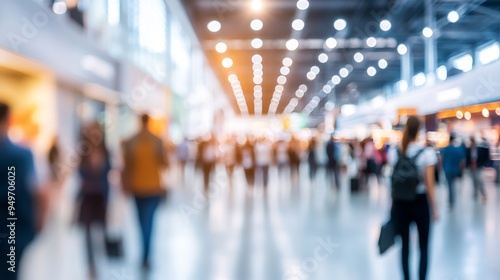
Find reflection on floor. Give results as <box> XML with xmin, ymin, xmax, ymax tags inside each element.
<box><xmin>22</xmin><ymin>165</ymin><xmax>500</xmax><ymax>280</ymax></box>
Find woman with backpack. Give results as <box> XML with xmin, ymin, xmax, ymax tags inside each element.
<box><xmin>389</xmin><ymin>116</ymin><xmax>439</xmax><ymax>280</ymax></box>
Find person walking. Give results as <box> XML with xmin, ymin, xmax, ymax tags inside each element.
<box><xmin>389</xmin><ymin>116</ymin><xmax>439</xmax><ymax>280</ymax></box>
<box><xmin>255</xmin><ymin>136</ymin><xmax>273</xmax><ymax>189</ymax></box>
<box><xmin>326</xmin><ymin>135</ymin><xmax>341</xmax><ymax>189</ymax></box>
<box><xmin>77</xmin><ymin>121</ymin><xmax>112</xmax><ymax>279</ymax></box>
<box><xmin>466</xmin><ymin>136</ymin><xmax>490</xmax><ymax>203</ymax></box>
<box><xmin>0</xmin><ymin>103</ymin><xmax>38</xmax><ymax>280</ymax></box>
<box><xmin>440</xmin><ymin>134</ymin><xmax>466</xmax><ymax>209</ymax></box>
<box><xmin>197</xmin><ymin>135</ymin><xmax>217</xmax><ymax>192</ymax></box>
<box><xmin>307</xmin><ymin>137</ymin><xmax>318</xmax><ymax>183</ymax></box>
<box><xmin>122</xmin><ymin>114</ymin><xmax>168</xmax><ymax>271</ymax></box>
<box><xmin>239</xmin><ymin>137</ymin><xmax>256</xmax><ymax>189</ymax></box>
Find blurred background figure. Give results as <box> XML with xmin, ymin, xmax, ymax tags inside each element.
<box><xmin>239</xmin><ymin>136</ymin><xmax>255</xmax><ymax>189</ymax></box>
<box><xmin>76</xmin><ymin>121</ymin><xmax>111</xmax><ymax>280</ymax></box>
<box><xmin>0</xmin><ymin>102</ymin><xmax>38</xmax><ymax>280</ymax></box>
<box><xmin>176</xmin><ymin>137</ymin><xmax>190</xmax><ymax>186</ymax></box>
<box><xmin>288</xmin><ymin>136</ymin><xmax>302</xmax><ymax>187</ymax></box>
<box><xmin>255</xmin><ymin>136</ymin><xmax>272</xmax><ymax>190</ymax></box>
<box><xmin>197</xmin><ymin>134</ymin><xmax>217</xmax><ymax>192</ymax></box>
<box><xmin>274</xmin><ymin>138</ymin><xmax>289</xmax><ymax>185</ymax></box>
<box><xmin>466</xmin><ymin>136</ymin><xmax>490</xmax><ymax>203</ymax></box>
<box><xmin>326</xmin><ymin>135</ymin><xmax>341</xmax><ymax>189</ymax></box>
<box><xmin>307</xmin><ymin>137</ymin><xmax>318</xmax><ymax>184</ymax></box>
<box><xmin>122</xmin><ymin>114</ymin><xmax>168</xmax><ymax>272</ymax></box>
<box><xmin>361</xmin><ymin>137</ymin><xmax>380</xmax><ymax>189</ymax></box>
<box><xmin>440</xmin><ymin>134</ymin><xmax>466</xmax><ymax>209</ymax></box>
<box><xmin>222</xmin><ymin>135</ymin><xmax>237</xmax><ymax>187</ymax></box>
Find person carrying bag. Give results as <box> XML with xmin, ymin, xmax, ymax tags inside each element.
<box><xmin>379</xmin><ymin>116</ymin><xmax>439</xmax><ymax>280</ymax></box>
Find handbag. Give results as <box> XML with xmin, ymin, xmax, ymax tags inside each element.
<box><xmin>378</xmin><ymin>218</ymin><xmax>397</xmax><ymax>254</ymax></box>
<box><xmin>105</xmin><ymin>236</ymin><xmax>123</xmax><ymax>258</ymax></box>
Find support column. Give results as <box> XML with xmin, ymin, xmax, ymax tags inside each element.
<box><xmin>425</xmin><ymin>0</ymin><xmax>438</xmax><ymax>83</ymax></box>
<box><xmin>401</xmin><ymin>44</ymin><xmax>413</xmax><ymax>91</ymax></box>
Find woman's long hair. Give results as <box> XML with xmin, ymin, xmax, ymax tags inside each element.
<box><xmin>401</xmin><ymin>116</ymin><xmax>421</xmax><ymax>153</ymax></box>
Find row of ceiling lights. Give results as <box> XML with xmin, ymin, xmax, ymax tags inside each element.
<box><xmin>268</xmin><ymin>0</ymin><xmax>305</xmax><ymax>114</ymax></box>
<box><xmin>208</xmin><ymin>0</ymin><xmax>464</xmax><ymax>115</ymax></box>
<box><xmin>228</xmin><ymin>74</ymin><xmax>248</xmax><ymax>114</ymax></box>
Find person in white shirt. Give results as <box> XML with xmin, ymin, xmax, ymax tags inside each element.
<box><xmin>255</xmin><ymin>136</ymin><xmax>273</xmax><ymax>189</ymax></box>
<box><xmin>388</xmin><ymin>116</ymin><xmax>439</xmax><ymax>280</ymax></box>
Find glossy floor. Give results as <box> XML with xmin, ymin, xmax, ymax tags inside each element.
<box><xmin>22</xmin><ymin>166</ymin><xmax>500</xmax><ymax>280</ymax></box>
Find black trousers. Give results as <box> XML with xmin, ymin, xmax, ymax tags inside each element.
<box><xmin>392</xmin><ymin>194</ymin><xmax>431</xmax><ymax>280</ymax></box>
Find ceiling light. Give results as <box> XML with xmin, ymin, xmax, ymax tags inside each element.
<box><xmin>254</xmin><ymin>85</ymin><xmax>262</xmax><ymax>91</ymax></box>
<box><xmin>251</xmin><ymin>38</ymin><xmax>263</xmax><ymax>49</ymax></box>
<box><xmin>367</xmin><ymin>66</ymin><xmax>377</xmax><ymax>76</ymax></box>
<box><xmin>354</xmin><ymin>52</ymin><xmax>364</xmax><ymax>63</ymax></box>
<box><xmin>297</xmin><ymin>0</ymin><xmax>309</xmax><ymax>10</ymax></box>
<box><xmin>323</xmin><ymin>85</ymin><xmax>332</xmax><ymax>93</ymax></box>
<box><xmin>252</xmin><ymin>63</ymin><xmax>263</xmax><ymax>70</ymax></box>
<box><xmin>299</xmin><ymin>84</ymin><xmax>307</xmax><ymax>92</ymax></box>
<box><xmin>482</xmin><ymin>108</ymin><xmax>490</xmax><ymax>118</ymax></box>
<box><xmin>280</xmin><ymin>66</ymin><xmax>290</xmax><ymax>75</ymax></box>
<box><xmin>318</xmin><ymin>53</ymin><xmax>328</xmax><ymax>63</ymax></box>
<box><xmin>378</xmin><ymin>59</ymin><xmax>388</xmax><ymax>69</ymax></box>
<box><xmin>464</xmin><ymin>111</ymin><xmax>471</xmax><ymax>120</ymax></box>
<box><xmin>286</xmin><ymin>39</ymin><xmax>299</xmax><ymax>51</ymax></box>
<box><xmin>437</xmin><ymin>65</ymin><xmax>447</xmax><ymax>80</ymax></box>
<box><xmin>456</xmin><ymin>110</ymin><xmax>463</xmax><ymax>119</ymax></box>
<box><xmin>251</xmin><ymin>0</ymin><xmax>262</xmax><ymax>11</ymax></box>
<box><xmin>295</xmin><ymin>90</ymin><xmax>304</xmax><ymax>98</ymax></box>
<box><xmin>253</xmin><ymin>76</ymin><xmax>263</xmax><ymax>84</ymax></box>
<box><xmin>413</xmin><ymin>72</ymin><xmax>426</xmax><ymax>86</ymax></box>
<box><xmin>331</xmin><ymin>75</ymin><xmax>341</xmax><ymax>85</ymax></box>
<box><xmin>339</xmin><ymin>67</ymin><xmax>349</xmax><ymax>78</ymax></box>
<box><xmin>292</xmin><ymin>19</ymin><xmax>305</xmax><ymax>31</ymax></box>
<box><xmin>334</xmin><ymin>19</ymin><xmax>347</xmax><ymax>31</ymax></box>
<box><xmin>307</xmin><ymin>72</ymin><xmax>316</xmax><ymax>80</ymax></box>
<box><xmin>254</xmin><ymin>69</ymin><xmax>263</xmax><ymax>76</ymax></box>
<box><xmin>252</xmin><ymin>54</ymin><xmax>262</xmax><ymax>63</ymax></box>
<box><xmin>254</xmin><ymin>91</ymin><xmax>262</xmax><ymax>98</ymax></box>
<box><xmin>215</xmin><ymin>42</ymin><xmax>227</xmax><ymax>53</ymax></box>
<box><xmin>345</xmin><ymin>64</ymin><xmax>353</xmax><ymax>72</ymax></box>
<box><xmin>366</xmin><ymin>37</ymin><xmax>377</xmax><ymax>47</ymax></box>
<box><xmin>325</xmin><ymin>37</ymin><xmax>337</xmax><ymax>49</ymax></box>
<box><xmin>282</xmin><ymin>57</ymin><xmax>293</xmax><ymax>67</ymax></box>
<box><xmin>311</xmin><ymin>66</ymin><xmax>320</xmax><ymax>75</ymax></box>
<box><xmin>380</xmin><ymin>20</ymin><xmax>391</xmax><ymax>31</ymax></box>
<box><xmin>207</xmin><ymin>20</ymin><xmax>221</xmax><ymax>32</ymax></box>
<box><xmin>275</xmin><ymin>85</ymin><xmax>284</xmax><ymax>92</ymax></box>
<box><xmin>422</xmin><ymin>27</ymin><xmax>433</xmax><ymax>38</ymax></box>
<box><xmin>228</xmin><ymin>74</ymin><xmax>238</xmax><ymax>83</ymax></box>
<box><xmin>250</xmin><ymin>19</ymin><xmax>263</xmax><ymax>31</ymax></box>
<box><xmin>222</xmin><ymin>57</ymin><xmax>233</xmax><ymax>68</ymax></box>
<box><xmin>277</xmin><ymin>75</ymin><xmax>287</xmax><ymax>85</ymax></box>
<box><xmin>52</xmin><ymin>1</ymin><xmax>67</xmax><ymax>14</ymax></box>
<box><xmin>496</xmin><ymin>107</ymin><xmax>500</xmax><ymax>115</ymax></box>
<box><xmin>447</xmin><ymin>11</ymin><xmax>460</xmax><ymax>23</ymax></box>
<box><xmin>397</xmin><ymin>44</ymin><xmax>408</xmax><ymax>55</ymax></box>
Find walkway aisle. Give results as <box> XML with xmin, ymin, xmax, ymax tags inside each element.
<box><xmin>21</xmin><ymin>167</ymin><xmax>500</xmax><ymax>280</ymax></box>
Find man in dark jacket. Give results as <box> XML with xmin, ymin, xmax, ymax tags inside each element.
<box><xmin>326</xmin><ymin>135</ymin><xmax>340</xmax><ymax>189</ymax></box>
<box><xmin>0</xmin><ymin>102</ymin><xmax>37</xmax><ymax>280</ymax></box>
<box><xmin>466</xmin><ymin>137</ymin><xmax>490</xmax><ymax>202</ymax></box>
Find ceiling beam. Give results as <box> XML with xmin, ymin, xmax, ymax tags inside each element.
<box><xmin>203</xmin><ymin>37</ymin><xmax>398</xmax><ymax>50</ymax></box>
